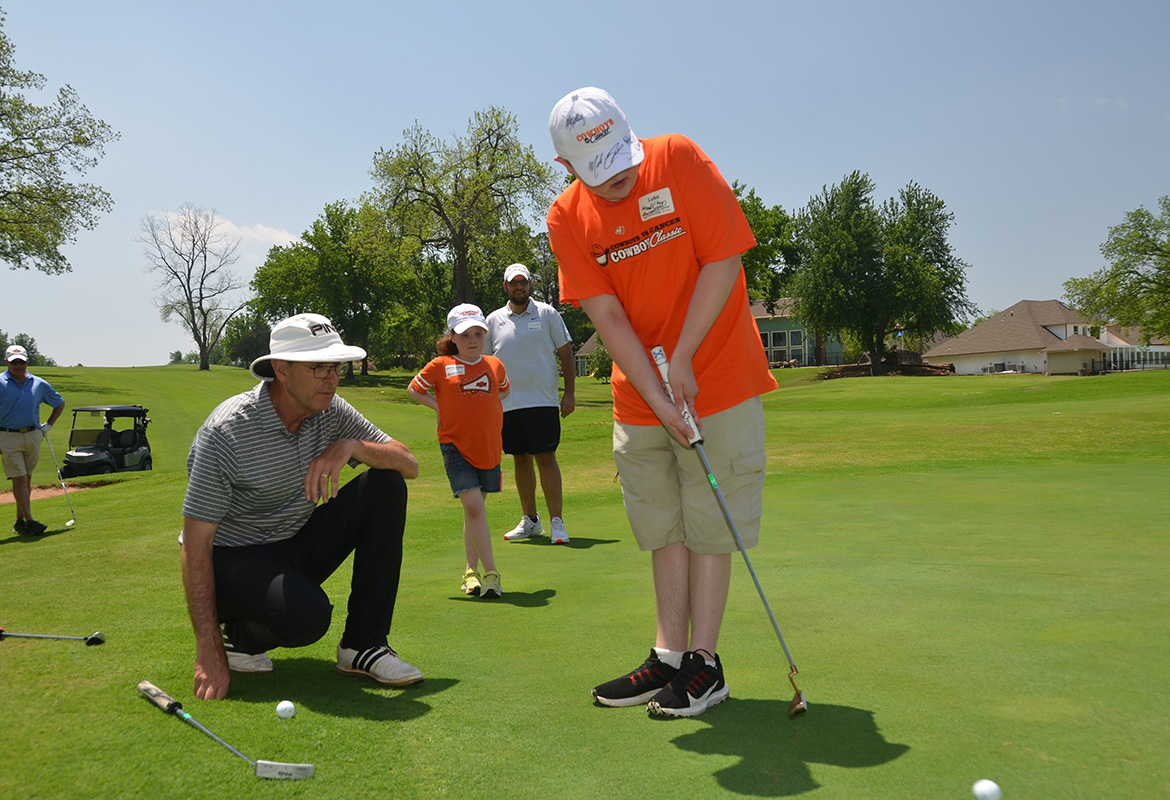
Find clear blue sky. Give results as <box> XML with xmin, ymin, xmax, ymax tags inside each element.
<box><xmin>4</xmin><ymin>0</ymin><xmax>1168</xmax><ymax>367</ymax></box>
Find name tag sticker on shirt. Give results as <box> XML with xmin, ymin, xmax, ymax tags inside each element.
<box><xmin>528</xmin><ymin>321</ymin><xmax>542</xmax><ymax>331</ymax></box>
<box><xmin>639</xmin><ymin>188</ymin><xmax>675</xmax><ymax>222</ymax></box>
<box><xmin>445</xmin><ymin>364</ymin><xmax>465</xmax><ymax>377</ymax></box>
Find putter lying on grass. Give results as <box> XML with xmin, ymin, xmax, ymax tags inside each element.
<box><xmin>137</xmin><ymin>681</ymin><xmax>314</xmax><ymax>779</ymax></box>
<box><xmin>650</xmin><ymin>345</ymin><xmax>807</xmax><ymax>716</ymax></box>
<box><xmin>0</xmin><ymin>627</ymin><xmax>104</xmax><ymax>645</ymax></box>
<box><xmin>44</xmin><ymin>435</ymin><xmax>77</xmax><ymax>527</ymax></box>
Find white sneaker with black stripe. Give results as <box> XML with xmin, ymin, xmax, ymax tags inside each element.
<box><xmin>337</xmin><ymin>644</ymin><xmax>423</xmax><ymax>686</ymax></box>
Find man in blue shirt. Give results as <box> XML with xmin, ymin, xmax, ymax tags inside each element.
<box><xmin>1</xmin><ymin>345</ymin><xmax>65</xmax><ymax>535</ymax></box>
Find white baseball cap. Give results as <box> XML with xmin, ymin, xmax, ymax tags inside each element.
<box><xmin>249</xmin><ymin>313</ymin><xmax>366</xmax><ymax>380</ymax></box>
<box><xmin>549</xmin><ymin>87</ymin><xmax>644</xmax><ymax>187</ymax></box>
<box><xmin>446</xmin><ymin>304</ymin><xmax>489</xmax><ymax>334</ymax></box>
<box><xmin>504</xmin><ymin>263</ymin><xmax>531</xmax><ymax>282</ymax></box>
<box><xmin>5</xmin><ymin>344</ymin><xmax>28</xmax><ymax>363</ymax></box>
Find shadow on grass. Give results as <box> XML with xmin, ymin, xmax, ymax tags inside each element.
<box><xmin>227</xmin><ymin>658</ymin><xmax>457</xmax><ymax>722</ymax></box>
<box><xmin>500</xmin><ymin>536</ymin><xmax>621</xmax><ymax>550</ymax></box>
<box><xmin>664</xmin><ymin>699</ymin><xmax>908</xmax><ymax>796</ymax></box>
<box><xmin>447</xmin><ymin>588</ymin><xmax>557</xmax><ymax>608</ymax></box>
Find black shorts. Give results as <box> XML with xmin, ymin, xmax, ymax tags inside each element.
<box><xmin>502</xmin><ymin>407</ymin><xmax>561</xmax><ymax>455</ymax></box>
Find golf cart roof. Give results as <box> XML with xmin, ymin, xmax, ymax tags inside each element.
<box><xmin>72</xmin><ymin>405</ymin><xmax>149</xmax><ymax>417</ymax></box>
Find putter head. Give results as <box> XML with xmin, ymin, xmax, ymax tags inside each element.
<box><xmin>787</xmin><ymin>666</ymin><xmax>807</xmax><ymax>716</ymax></box>
<box><xmin>84</xmin><ymin>632</ymin><xmax>105</xmax><ymax>646</ymax></box>
<box><xmin>255</xmin><ymin>760</ymin><xmax>314</xmax><ymax>780</ymax></box>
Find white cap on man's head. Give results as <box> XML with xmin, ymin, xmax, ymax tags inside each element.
<box><xmin>249</xmin><ymin>313</ymin><xmax>366</xmax><ymax>380</ymax></box>
<box><xmin>447</xmin><ymin>304</ymin><xmax>489</xmax><ymax>334</ymax></box>
<box><xmin>504</xmin><ymin>263</ymin><xmax>531</xmax><ymax>282</ymax></box>
<box><xmin>549</xmin><ymin>87</ymin><xmax>644</xmax><ymax>187</ymax></box>
<box><xmin>5</xmin><ymin>345</ymin><xmax>28</xmax><ymax>363</ymax></box>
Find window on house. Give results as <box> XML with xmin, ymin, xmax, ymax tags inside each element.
<box><xmin>760</xmin><ymin>333</ymin><xmax>769</xmax><ymax>350</ymax></box>
<box><xmin>791</xmin><ymin>349</ymin><xmax>804</xmax><ymax>365</ymax></box>
<box><xmin>790</xmin><ymin>330</ymin><xmax>804</xmax><ymax>348</ymax></box>
<box><xmin>773</xmin><ymin>348</ymin><xmax>787</xmax><ymax>363</ymax></box>
<box><xmin>772</xmin><ymin>331</ymin><xmax>787</xmax><ymax>347</ymax></box>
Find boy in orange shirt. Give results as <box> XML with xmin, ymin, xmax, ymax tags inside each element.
<box><xmin>547</xmin><ymin>87</ymin><xmax>778</xmax><ymax>717</ymax></box>
<box><xmin>409</xmin><ymin>304</ymin><xmax>511</xmax><ymax>599</ymax></box>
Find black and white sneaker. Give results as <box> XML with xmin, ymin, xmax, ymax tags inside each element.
<box><xmin>647</xmin><ymin>649</ymin><xmax>730</xmax><ymax>717</ymax></box>
<box><xmin>337</xmin><ymin>644</ymin><xmax>423</xmax><ymax>687</ymax></box>
<box><xmin>592</xmin><ymin>649</ymin><xmax>679</xmax><ymax>707</ymax></box>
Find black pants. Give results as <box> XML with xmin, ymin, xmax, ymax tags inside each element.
<box><xmin>213</xmin><ymin>469</ymin><xmax>407</xmax><ymax>654</ymax></box>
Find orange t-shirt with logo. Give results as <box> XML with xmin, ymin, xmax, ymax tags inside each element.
<box><xmin>411</xmin><ymin>355</ymin><xmax>509</xmax><ymax>469</ymax></box>
<box><xmin>548</xmin><ymin>133</ymin><xmax>778</xmax><ymax>425</ymax></box>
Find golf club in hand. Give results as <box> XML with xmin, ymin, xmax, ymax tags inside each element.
<box><xmin>650</xmin><ymin>345</ymin><xmax>807</xmax><ymax>716</ymax></box>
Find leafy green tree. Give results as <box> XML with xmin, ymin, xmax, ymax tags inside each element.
<box><xmin>0</xmin><ymin>330</ymin><xmax>54</xmax><ymax>365</ymax></box>
<box><xmin>252</xmin><ymin>200</ymin><xmax>404</xmax><ymax>375</ymax></box>
<box><xmin>587</xmin><ymin>339</ymin><xmax>612</xmax><ymax>382</ymax></box>
<box><xmin>791</xmin><ymin>172</ymin><xmax>974</xmax><ymax>374</ymax></box>
<box><xmin>218</xmin><ymin>309</ymin><xmax>270</xmax><ymax>368</ymax></box>
<box><xmin>0</xmin><ymin>12</ymin><xmax>118</xmax><ymax>273</ymax></box>
<box><xmin>1064</xmin><ymin>195</ymin><xmax>1170</xmax><ymax>342</ymax></box>
<box><xmin>370</xmin><ymin>106</ymin><xmax>558</xmax><ymax>306</ymax></box>
<box><xmin>733</xmin><ymin>182</ymin><xmax>800</xmax><ymax>310</ymax></box>
<box><xmin>139</xmin><ymin>205</ymin><xmax>246</xmax><ymax>371</ymax></box>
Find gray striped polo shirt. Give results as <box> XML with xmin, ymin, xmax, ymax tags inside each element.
<box><xmin>183</xmin><ymin>382</ymin><xmax>391</xmax><ymax>547</ymax></box>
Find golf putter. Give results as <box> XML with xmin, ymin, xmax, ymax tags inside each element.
<box><xmin>0</xmin><ymin>627</ymin><xmax>104</xmax><ymax>645</ymax></box>
<box><xmin>650</xmin><ymin>346</ymin><xmax>807</xmax><ymax>716</ymax></box>
<box><xmin>138</xmin><ymin>681</ymin><xmax>314</xmax><ymax>779</ymax></box>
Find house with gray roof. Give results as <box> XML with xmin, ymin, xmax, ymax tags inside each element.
<box><xmin>924</xmin><ymin>299</ymin><xmax>1168</xmax><ymax>375</ymax></box>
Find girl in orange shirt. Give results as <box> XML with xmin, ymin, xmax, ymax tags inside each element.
<box><xmin>409</xmin><ymin>304</ymin><xmax>510</xmax><ymax>598</ymax></box>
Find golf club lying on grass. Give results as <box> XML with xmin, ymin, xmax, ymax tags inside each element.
<box><xmin>43</xmin><ymin>434</ymin><xmax>77</xmax><ymax>527</ymax></box>
<box><xmin>137</xmin><ymin>681</ymin><xmax>314</xmax><ymax>780</ymax></box>
<box><xmin>0</xmin><ymin>627</ymin><xmax>105</xmax><ymax>645</ymax></box>
<box><xmin>650</xmin><ymin>345</ymin><xmax>807</xmax><ymax>716</ymax></box>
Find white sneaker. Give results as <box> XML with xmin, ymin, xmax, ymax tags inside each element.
<box><xmin>550</xmin><ymin>517</ymin><xmax>569</xmax><ymax>544</ymax></box>
<box><xmin>337</xmin><ymin>644</ymin><xmax>423</xmax><ymax>687</ymax></box>
<box><xmin>227</xmin><ymin>650</ymin><xmax>274</xmax><ymax>673</ymax></box>
<box><xmin>221</xmin><ymin>624</ymin><xmax>273</xmax><ymax>673</ymax></box>
<box><xmin>503</xmin><ymin>515</ymin><xmax>542</xmax><ymax>541</ymax></box>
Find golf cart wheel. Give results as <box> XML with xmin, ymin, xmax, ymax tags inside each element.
<box><xmin>60</xmin><ymin>464</ymin><xmax>75</xmax><ymax>478</ymax></box>
<box><xmin>98</xmin><ymin>465</ymin><xmax>114</xmax><ymax>474</ymax></box>
<box><xmin>141</xmin><ymin>457</ymin><xmax>152</xmax><ymax>471</ymax></box>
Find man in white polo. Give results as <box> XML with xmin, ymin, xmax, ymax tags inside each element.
<box><xmin>181</xmin><ymin>314</ymin><xmax>422</xmax><ymax>699</ymax></box>
<box><xmin>485</xmin><ymin>263</ymin><xmax>575</xmax><ymax>545</ymax></box>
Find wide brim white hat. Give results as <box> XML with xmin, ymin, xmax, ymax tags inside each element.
<box><xmin>249</xmin><ymin>313</ymin><xmax>366</xmax><ymax>380</ymax></box>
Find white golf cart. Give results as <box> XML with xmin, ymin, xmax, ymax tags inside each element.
<box><xmin>60</xmin><ymin>405</ymin><xmax>153</xmax><ymax>477</ymax></box>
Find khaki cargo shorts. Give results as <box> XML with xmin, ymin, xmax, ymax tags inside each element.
<box><xmin>613</xmin><ymin>396</ymin><xmax>766</xmax><ymax>555</ymax></box>
<box><xmin>1</xmin><ymin>429</ymin><xmax>43</xmax><ymax>478</ymax></box>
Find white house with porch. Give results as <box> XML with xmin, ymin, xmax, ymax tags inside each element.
<box><xmin>924</xmin><ymin>299</ymin><xmax>1169</xmax><ymax>375</ymax></box>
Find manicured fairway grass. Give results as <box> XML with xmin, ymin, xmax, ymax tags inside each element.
<box><xmin>2</xmin><ymin>366</ymin><xmax>1167</xmax><ymax>798</ymax></box>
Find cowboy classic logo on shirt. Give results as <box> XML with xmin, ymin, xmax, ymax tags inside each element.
<box><xmin>591</xmin><ymin>215</ymin><xmax>688</xmax><ymax>267</ymax></box>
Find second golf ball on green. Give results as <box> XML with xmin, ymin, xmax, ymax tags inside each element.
<box><xmin>276</xmin><ymin>700</ymin><xmax>295</xmax><ymax>719</ymax></box>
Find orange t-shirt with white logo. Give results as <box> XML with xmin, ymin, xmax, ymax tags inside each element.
<box><xmin>548</xmin><ymin>133</ymin><xmax>777</xmax><ymax>425</ymax></box>
<box><xmin>411</xmin><ymin>355</ymin><xmax>509</xmax><ymax>469</ymax></box>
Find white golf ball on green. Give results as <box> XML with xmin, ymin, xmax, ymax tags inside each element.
<box><xmin>276</xmin><ymin>700</ymin><xmax>295</xmax><ymax>719</ymax></box>
<box><xmin>972</xmin><ymin>779</ymin><xmax>1001</xmax><ymax>800</ymax></box>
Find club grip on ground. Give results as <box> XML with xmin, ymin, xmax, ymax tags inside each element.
<box><xmin>138</xmin><ymin>680</ymin><xmax>182</xmax><ymax>714</ymax></box>
<box><xmin>649</xmin><ymin>346</ymin><xmax>703</xmax><ymax>445</ymax></box>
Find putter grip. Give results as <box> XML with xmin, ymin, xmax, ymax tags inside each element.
<box><xmin>138</xmin><ymin>680</ymin><xmax>182</xmax><ymax>713</ymax></box>
<box><xmin>649</xmin><ymin>346</ymin><xmax>703</xmax><ymax>445</ymax></box>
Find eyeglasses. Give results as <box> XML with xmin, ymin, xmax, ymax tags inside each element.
<box><xmin>300</xmin><ymin>362</ymin><xmax>342</xmax><ymax>379</ymax></box>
